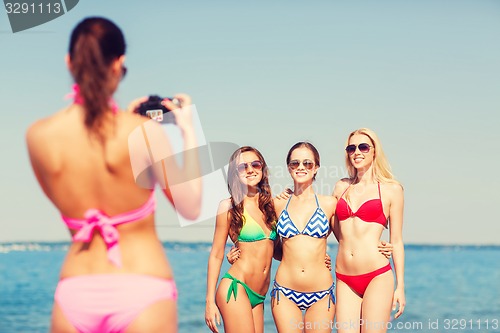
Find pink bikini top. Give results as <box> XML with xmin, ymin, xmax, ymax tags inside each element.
<box><xmin>335</xmin><ymin>183</ymin><xmax>387</xmax><ymax>227</ymax></box>
<box><xmin>61</xmin><ymin>192</ymin><xmax>156</xmax><ymax>267</ymax></box>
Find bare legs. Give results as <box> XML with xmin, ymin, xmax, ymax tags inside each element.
<box><xmin>216</xmin><ymin>278</ymin><xmax>265</xmax><ymax>333</ymax></box>
<box><xmin>51</xmin><ymin>303</ymin><xmax>78</xmax><ymax>333</ymax></box>
<box><xmin>335</xmin><ymin>270</ymin><xmax>393</xmax><ymax>333</ymax></box>
<box><xmin>125</xmin><ymin>300</ymin><xmax>177</xmax><ymax>333</ymax></box>
<box><xmin>271</xmin><ymin>293</ymin><xmax>335</xmax><ymax>333</ymax></box>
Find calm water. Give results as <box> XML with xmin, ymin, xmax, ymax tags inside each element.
<box><xmin>1</xmin><ymin>243</ymin><xmax>499</xmax><ymax>333</ymax></box>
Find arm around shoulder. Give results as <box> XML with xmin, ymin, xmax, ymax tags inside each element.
<box><xmin>273</xmin><ymin>196</ymin><xmax>287</xmax><ymax>216</ymax></box>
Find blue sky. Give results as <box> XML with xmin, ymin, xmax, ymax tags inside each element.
<box><xmin>1</xmin><ymin>1</ymin><xmax>499</xmax><ymax>244</ymax></box>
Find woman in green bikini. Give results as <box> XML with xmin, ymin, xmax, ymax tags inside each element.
<box><xmin>205</xmin><ymin>146</ymin><xmax>278</xmax><ymax>333</ymax></box>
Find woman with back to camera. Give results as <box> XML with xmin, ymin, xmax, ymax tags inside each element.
<box><xmin>26</xmin><ymin>17</ymin><xmax>201</xmax><ymax>333</ymax></box>
<box><xmin>333</xmin><ymin>128</ymin><xmax>405</xmax><ymax>333</ymax></box>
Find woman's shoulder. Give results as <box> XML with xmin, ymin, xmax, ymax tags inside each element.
<box><xmin>380</xmin><ymin>181</ymin><xmax>404</xmax><ymax>197</ymax></box>
<box><xmin>316</xmin><ymin>194</ymin><xmax>337</xmax><ymax>216</ymax></box>
<box><xmin>118</xmin><ymin>112</ymin><xmax>171</xmax><ymax>153</ymax></box>
<box><xmin>26</xmin><ymin>109</ymin><xmax>66</xmax><ymax>136</ymax></box>
<box><xmin>117</xmin><ymin>111</ymin><xmax>153</xmax><ymax>132</ymax></box>
<box><xmin>332</xmin><ymin>178</ymin><xmax>351</xmax><ymax>197</ymax></box>
<box><xmin>26</xmin><ymin>113</ymin><xmax>61</xmax><ymax>152</ymax></box>
<box><xmin>273</xmin><ymin>195</ymin><xmax>288</xmax><ymax>212</ymax></box>
<box><xmin>26</xmin><ymin>117</ymin><xmax>49</xmax><ymax>141</ymax></box>
<box><xmin>316</xmin><ymin>194</ymin><xmax>336</xmax><ymax>206</ymax></box>
<box><xmin>217</xmin><ymin>198</ymin><xmax>232</xmax><ymax>213</ymax></box>
<box><xmin>336</xmin><ymin>177</ymin><xmax>352</xmax><ymax>187</ymax></box>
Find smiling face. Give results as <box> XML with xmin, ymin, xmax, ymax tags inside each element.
<box><xmin>288</xmin><ymin>147</ymin><xmax>319</xmax><ymax>184</ymax></box>
<box><xmin>236</xmin><ymin>151</ymin><xmax>263</xmax><ymax>187</ymax></box>
<box><xmin>347</xmin><ymin>134</ymin><xmax>375</xmax><ymax>170</ymax></box>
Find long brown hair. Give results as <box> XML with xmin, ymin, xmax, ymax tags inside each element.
<box><xmin>227</xmin><ymin>146</ymin><xmax>276</xmax><ymax>240</ymax></box>
<box><xmin>68</xmin><ymin>17</ymin><xmax>126</xmax><ymax>135</ymax></box>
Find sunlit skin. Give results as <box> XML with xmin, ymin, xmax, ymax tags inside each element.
<box><xmin>26</xmin><ymin>18</ymin><xmax>201</xmax><ymax>332</ymax></box>
<box><xmin>207</xmin><ymin>148</ymin><xmax>338</xmax><ymax>333</ymax></box>
<box><xmin>272</xmin><ymin>142</ymin><xmax>397</xmax><ymax>332</ymax></box>
<box><xmin>332</xmin><ymin>133</ymin><xmax>405</xmax><ymax>333</ymax></box>
<box><xmin>272</xmin><ymin>147</ymin><xmax>337</xmax><ymax>333</ymax></box>
<box><xmin>205</xmin><ymin>151</ymin><xmax>277</xmax><ymax>333</ymax></box>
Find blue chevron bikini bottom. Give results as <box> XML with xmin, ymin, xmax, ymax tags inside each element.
<box><xmin>270</xmin><ymin>280</ymin><xmax>335</xmax><ymax>311</ymax></box>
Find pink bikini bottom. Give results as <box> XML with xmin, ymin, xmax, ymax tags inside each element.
<box><xmin>54</xmin><ymin>274</ymin><xmax>177</xmax><ymax>333</ymax></box>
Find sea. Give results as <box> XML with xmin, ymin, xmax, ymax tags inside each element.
<box><xmin>1</xmin><ymin>242</ymin><xmax>499</xmax><ymax>333</ymax></box>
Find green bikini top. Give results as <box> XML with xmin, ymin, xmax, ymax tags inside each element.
<box><xmin>237</xmin><ymin>210</ymin><xmax>277</xmax><ymax>242</ymax></box>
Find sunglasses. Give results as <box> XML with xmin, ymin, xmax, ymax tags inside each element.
<box><xmin>121</xmin><ymin>65</ymin><xmax>127</xmax><ymax>80</ymax></box>
<box><xmin>288</xmin><ymin>159</ymin><xmax>315</xmax><ymax>170</ymax></box>
<box><xmin>236</xmin><ymin>160</ymin><xmax>263</xmax><ymax>173</ymax></box>
<box><xmin>345</xmin><ymin>143</ymin><xmax>372</xmax><ymax>155</ymax></box>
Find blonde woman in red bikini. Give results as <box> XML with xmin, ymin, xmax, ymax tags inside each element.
<box><xmin>333</xmin><ymin>128</ymin><xmax>405</xmax><ymax>333</ymax></box>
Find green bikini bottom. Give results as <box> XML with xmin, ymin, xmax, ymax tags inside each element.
<box><xmin>222</xmin><ymin>272</ymin><xmax>266</xmax><ymax>308</ymax></box>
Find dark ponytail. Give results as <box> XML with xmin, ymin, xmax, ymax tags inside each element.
<box><xmin>68</xmin><ymin>17</ymin><xmax>126</xmax><ymax>132</ymax></box>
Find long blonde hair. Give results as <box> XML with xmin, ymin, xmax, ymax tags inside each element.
<box><xmin>345</xmin><ymin>128</ymin><xmax>398</xmax><ymax>184</ymax></box>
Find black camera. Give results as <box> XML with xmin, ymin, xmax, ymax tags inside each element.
<box><xmin>137</xmin><ymin>95</ymin><xmax>180</xmax><ymax>123</ymax></box>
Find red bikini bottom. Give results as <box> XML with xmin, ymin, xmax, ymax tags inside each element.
<box><xmin>336</xmin><ymin>263</ymin><xmax>392</xmax><ymax>296</ymax></box>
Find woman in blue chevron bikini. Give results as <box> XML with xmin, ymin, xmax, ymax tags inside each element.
<box><xmin>271</xmin><ymin>142</ymin><xmax>337</xmax><ymax>333</ymax></box>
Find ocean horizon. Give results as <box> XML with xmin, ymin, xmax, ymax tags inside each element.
<box><xmin>2</xmin><ymin>241</ymin><xmax>500</xmax><ymax>252</ymax></box>
<box><xmin>1</xmin><ymin>242</ymin><xmax>499</xmax><ymax>332</ymax></box>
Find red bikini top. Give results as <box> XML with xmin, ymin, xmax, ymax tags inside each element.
<box><xmin>335</xmin><ymin>183</ymin><xmax>387</xmax><ymax>227</ymax></box>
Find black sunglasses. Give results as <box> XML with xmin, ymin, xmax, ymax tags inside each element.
<box><xmin>121</xmin><ymin>65</ymin><xmax>127</xmax><ymax>80</ymax></box>
<box><xmin>288</xmin><ymin>159</ymin><xmax>315</xmax><ymax>170</ymax></box>
<box><xmin>237</xmin><ymin>160</ymin><xmax>263</xmax><ymax>173</ymax></box>
<box><xmin>345</xmin><ymin>143</ymin><xmax>372</xmax><ymax>155</ymax></box>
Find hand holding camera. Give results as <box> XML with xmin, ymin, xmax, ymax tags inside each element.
<box><xmin>137</xmin><ymin>95</ymin><xmax>181</xmax><ymax>124</ymax></box>
<box><xmin>128</xmin><ymin>94</ymin><xmax>194</xmax><ymax>133</ymax></box>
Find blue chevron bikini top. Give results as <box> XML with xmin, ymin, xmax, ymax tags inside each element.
<box><xmin>276</xmin><ymin>194</ymin><xmax>329</xmax><ymax>239</ymax></box>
